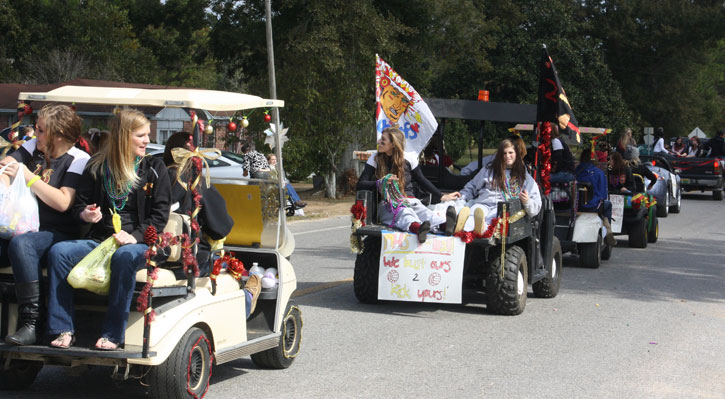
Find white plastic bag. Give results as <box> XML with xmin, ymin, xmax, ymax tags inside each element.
<box><xmin>0</xmin><ymin>162</ymin><xmax>40</xmax><ymax>239</ymax></box>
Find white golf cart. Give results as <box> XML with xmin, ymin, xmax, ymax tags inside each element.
<box><xmin>514</xmin><ymin>125</ymin><xmax>613</xmax><ymax>268</ymax></box>
<box><xmin>0</xmin><ymin>86</ymin><xmax>302</xmax><ymax>398</ymax></box>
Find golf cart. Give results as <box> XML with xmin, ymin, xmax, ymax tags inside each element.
<box><xmin>0</xmin><ymin>86</ymin><xmax>302</xmax><ymax>397</ymax></box>
<box><xmin>353</xmin><ymin>98</ymin><xmax>562</xmax><ymax>316</ymax></box>
<box><xmin>609</xmin><ymin>174</ymin><xmax>659</xmax><ymax>248</ymax></box>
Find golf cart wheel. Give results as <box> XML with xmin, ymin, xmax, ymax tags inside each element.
<box><xmin>669</xmin><ymin>189</ymin><xmax>681</xmax><ymax>213</ymax></box>
<box><xmin>578</xmin><ymin>232</ymin><xmax>602</xmax><ymax>269</ymax></box>
<box><xmin>353</xmin><ymin>236</ymin><xmax>381</xmax><ymax>304</ymax></box>
<box><xmin>627</xmin><ymin>218</ymin><xmax>648</xmax><ymax>249</ymax></box>
<box><xmin>0</xmin><ymin>359</ymin><xmax>42</xmax><ymax>390</ymax></box>
<box><xmin>601</xmin><ymin>241</ymin><xmax>613</xmax><ymax>261</ymax></box>
<box><xmin>647</xmin><ymin>212</ymin><xmax>659</xmax><ymax>243</ymax></box>
<box><xmin>714</xmin><ymin>189</ymin><xmax>723</xmax><ymax>201</ymax></box>
<box><xmin>147</xmin><ymin>327</ymin><xmax>212</xmax><ymax>399</ymax></box>
<box><xmin>533</xmin><ymin>237</ymin><xmax>562</xmax><ymax>298</ymax></box>
<box><xmin>486</xmin><ymin>245</ymin><xmax>528</xmax><ymax>315</ymax></box>
<box><xmin>286</xmin><ymin>207</ymin><xmax>295</xmax><ymax>217</ymax></box>
<box><xmin>251</xmin><ymin>303</ymin><xmax>303</xmax><ymax>369</ymax></box>
<box><xmin>656</xmin><ymin>195</ymin><xmax>669</xmax><ymax>217</ymax></box>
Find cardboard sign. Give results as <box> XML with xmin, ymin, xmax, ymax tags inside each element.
<box><xmin>378</xmin><ymin>232</ymin><xmax>465</xmax><ymax>304</ymax></box>
<box><xmin>609</xmin><ymin>194</ymin><xmax>625</xmax><ymax>233</ymax></box>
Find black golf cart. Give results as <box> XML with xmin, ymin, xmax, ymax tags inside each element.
<box><xmin>352</xmin><ymin>98</ymin><xmax>562</xmax><ymax>315</ymax></box>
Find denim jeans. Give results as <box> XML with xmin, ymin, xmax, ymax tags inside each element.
<box><xmin>47</xmin><ymin>239</ymin><xmax>148</xmax><ymax>344</ymax></box>
<box><xmin>286</xmin><ymin>183</ymin><xmax>301</xmax><ymax>203</ymax></box>
<box><xmin>0</xmin><ymin>239</ymin><xmax>9</xmax><ymax>268</ymax></box>
<box><xmin>9</xmin><ymin>230</ymin><xmax>73</xmax><ymax>284</ymax></box>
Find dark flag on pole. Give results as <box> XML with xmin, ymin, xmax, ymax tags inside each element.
<box><xmin>537</xmin><ymin>45</ymin><xmax>580</xmax><ymax>143</ymax></box>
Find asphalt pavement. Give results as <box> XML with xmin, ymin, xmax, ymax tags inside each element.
<box><xmin>5</xmin><ymin>193</ymin><xmax>725</xmax><ymax>398</ymax></box>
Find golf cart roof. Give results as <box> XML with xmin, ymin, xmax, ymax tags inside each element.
<box><xmin>18</xmin><ymin>85</ymin><xmax>283</xmax><ymax>111</ymax></box>
<box><xmin>511</xmin><ymin>124</ymin><xmax>611</xmax><ymax>135</ymax></box>
<box><xmin>423</xmin><ymin>98</ymin><xmax>536</xmax><ymax>123</ymax></box>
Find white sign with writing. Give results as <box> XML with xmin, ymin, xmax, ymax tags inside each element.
<box><xmin>609</xmin><ymin>194</ymin><xmax>625</xmax><ymax>233</ymax></box>
<box><xmin>378</xmin><ymin>232</ymin><xmax>466</xmax><ymax>304</ymax></box>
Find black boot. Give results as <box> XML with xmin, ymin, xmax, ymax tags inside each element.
<box><xmin>5</xmin><ymin>280</ymin><xmax>40</xmax><ymax>346</ymax></box>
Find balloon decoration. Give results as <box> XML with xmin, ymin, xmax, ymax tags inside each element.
<box><xmin>263</xmin><ymin>111</ymin><xmax>271</xmax><ymax>123</ymax></box>
<box><xmin>227</xmin><ymin>119</ymin><xmax>237</xmax><ymax>132</ymax></box>
<box><xmin>241</xmin><ymin>116</ymin><xmax>249</xmax><ymax>128</ymax></box>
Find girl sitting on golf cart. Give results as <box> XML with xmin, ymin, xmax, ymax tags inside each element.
<box><xmin>445</xmin><ymin>138</ymin><xmax>542</xmax><ymax>235</ymax></box>
<box><xmin>357</xmin><ymin>127</ymin><xmax>460</xmax><ymax>243</ymax></box>
<box><xmin>46</xmin><ymin>109</ymin><xmax>171</xmax><ymax>350</ymax></box>
<box><xmin>608</xmin><ymin>152</ymin><xmax>635</xmax><ymax>193</ymax></box>
<box><xmin>1</xmin><ymin>104</ymin><xmax>90</xmax><ymax>346</ymax></box>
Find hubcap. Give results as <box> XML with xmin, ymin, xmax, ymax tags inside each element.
<box><xmin>189</xmin><ymin>346</ymin><xmax>206</xmax><ymax>391</ymax></box>
<box><xmin>517</xmin><ymin>269</ymin><xmax>525</xmax><ymax>296</ymax></box>
<box><xmin>282</xmin><ymin>311</ymin><xmax>300</xmax><ymax>358</ymax></box>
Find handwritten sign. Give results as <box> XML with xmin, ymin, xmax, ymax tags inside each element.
<box><xmin>609</xmin><ymin>194</ymin><xmax>624</xmax><ymax>233</ymax></box>
<box><xmin>378</xmin><ymin>232</ymin><xmax>465</xmax><ymax>304</ymax></box>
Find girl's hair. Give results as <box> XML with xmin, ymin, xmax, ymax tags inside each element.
<box><xmin>37</xmin><ymin>104</ymin><xmax>83</xmax><ymax>166</ymax></box>
<box><xmin>163</xmin><ymin>131</ymin><xmax>193</xmax><ymax>166</ymax></box>
<box><xmin>266</xmin><ymin>153</ymin><xmax>276</xmax><ymax>162</ymax></box>
<box><xmin>617</xmin><ymin>128</ymin><xmax>633</xmax><ymax>150</ymax></box>
<box><xmin>87</xmin><ymin>109</ymin><xmax>149</xmax><ymax>191</ymax></box>
<box><xmin>690</xmin><ymin>137</ymin><xmax>701</xmax><ymax>146</ymax></box>
<box><xmin>610</xmin><ymin>151</ymin><xmax>627</xmax><ymax>174</ymax></box>
<box><xmin>491</xmin><ymin>139</ymin><xmax>526</xmax><ymax>192</ymax></box>
<box><xmin>82</xmin><ymin>128</ymin><xmax>110</xmax><ymax>155</ymax></box>
<box><xmin>374</xmin><ymin>127</ymin><xmax>407</xmax><ymax>195</ymax></box>
<box><xmin>580</xmin><ymin>148</ymin><xmax>594</xmax><ymax>164</ymax></box>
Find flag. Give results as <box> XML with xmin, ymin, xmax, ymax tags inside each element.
<box><xmin>536</xmin><ymin>46</ymin><xmax>580</xmax><ymax>143</ymax></box>
<box><xmin>376</xmin><ymin>54</ymin><xmax>437</xmax><ymax>155</ymax></box>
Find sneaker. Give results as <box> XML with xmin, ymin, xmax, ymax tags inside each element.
<box><xmin>245</xmin><ymin>274</ymin><xmax>262</xmax><ymax>314</ymax></box>
<box><xmin>473</xmin><ymin>208</ymin><xmax>485</xmax><ymax>235</ymax></box>
<box><xmin>444</xmin><ymin>206</ymin><xmax>456</xmax><ymax>236</ymax></box>
<box><xmin>294</xmin><ymin>201</ymin><xmax>307</xmax><ymax>208</ymax></box>
<box><xmin>455</xmin><ymin>207</ymin><xmax>470</xmax><ymax>233</ymax></box>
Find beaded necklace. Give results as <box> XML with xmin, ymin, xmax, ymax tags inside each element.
<box><xmin>377</xmin><ymin>174</ymin><xmax>410</xmax><ymax>227</ymax></box>
<box><xmin>102</xmin><ymin>157</ymin><xmax>142</xmax><ymax>212</ymax></box>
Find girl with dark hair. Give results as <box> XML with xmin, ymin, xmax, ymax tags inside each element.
<box><xmin>448</xmin><ymin>139</ymin><xmax>541</xmax><ymax>234</ymax></box>
<box><xmin>0</xmin><ymin>104</ymin><xmax>90</xmax><ymax>346</ymax></box>
<box><xmin>687</xmin><ymin>137</ymin><xmax>704</xmax><ymax>158</ymax></box>
<box><xmin>357</xmin><ymin>127</ymin><xmax>459</xmax><ymax>242</ymax></box>
<box><xmin>652</xmin><ymin>127</ymin><xmax>668</xmax><ymax>155</ymax></box>
<box><xmin>46</xmin><ymin>109</ymin><xmax>171</xmax><ymax>350</ymax></box>
<box><xmin>608</xmin><ymin>152</ymin><xmax>635</xmax><ymax>193</ymax></box>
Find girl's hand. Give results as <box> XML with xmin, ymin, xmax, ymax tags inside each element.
<box><xmin>113</xmin><ymin>230</ymin><xmax>137</xmax><ymax>246</ymax></box>
<box><xmin>80</xmin><ymin>204</ymin><xmax>102</xmax><ymax>223</ymax></box>
<box><xmin>520</xmin><ymin>189</ymin><xmax>530</xmax><ymax>205</ymax></box>
<box><xmin>440</xmin><ymin>192</ymin><xmax>461</xmax><ymax>202</ymax></box>
<box><xmin>1</xmin><ymin>162</ymin><xmax>20</xmax><ymax>179</ymax></box>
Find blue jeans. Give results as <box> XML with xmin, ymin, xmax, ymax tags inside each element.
<box><xmin>0</xmin><ymin>239</ymin><xmax>9</xmax><ymax>267</ymax></box>
<box><xmin>9</xmin><ymin>230</ymin><xmax>73</xmax><ymax>284</ymax></box>
<box><xmin>286</xmin><ymin>183</ymin><xmax>301</xmax><ymax>203</ymax></box>
<box><xmin>47</xmin><ymin>239</ymin><xmax>148</xmax><ymax>344</ymax></box>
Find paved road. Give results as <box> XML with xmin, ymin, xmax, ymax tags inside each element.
<box><xmin>6</xmin><ymin>194</ymin><xmax>725</xmax><ymax>398</ymax></box>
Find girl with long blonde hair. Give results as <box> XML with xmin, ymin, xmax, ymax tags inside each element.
<box><xmin>357</xmin><ymin>127</ymin><xmax>459</xmax><ymax>242</ymax></box>
<box><xmin>46</xmin><ymin>109</ymin><xmax>171</xmax><ymax>350</ymax></box>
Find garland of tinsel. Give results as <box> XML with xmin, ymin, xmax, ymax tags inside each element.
<box><xmin>136</xmin><ymin>155</ymin><xmax>204</xmax><ymax>321</ymax></box>
<box><xmin>211</xmin><ymin>252</ymin><xmax>247</xmax><ymax>282</ymax></box>
<box><xmin>537</xmin><ymin>122</ymin><xmax>553</xmax><ymax>195</ymax></box>
<box><xmin>349</xmin><ymin>202</ymin><xmax>367</xmax><ymax>254</ymax></box>
<box><xmin>377</xmin><ymin>174</ymin><xmax>410</xmax><ymax>228</ymax></box>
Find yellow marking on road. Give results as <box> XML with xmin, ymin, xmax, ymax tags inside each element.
<box><xmin>292</xmin><ymin>278</ymin><xmax>353</xmax><ymax>298</ymax></box>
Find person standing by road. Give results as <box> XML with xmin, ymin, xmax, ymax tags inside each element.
<box><xmin>704</xmin><ymin>129</ymin><xmax>725</xmax><ymax>157</ymax></box>
<box><xmin>241</xmin><ymin>142</ymin><xmax>270</xmax><ymax>178</ymax></box>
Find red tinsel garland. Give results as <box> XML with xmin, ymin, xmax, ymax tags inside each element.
<box><xmin>453</xmin><ymin>216</ymin><xmax>504</xmax><ymax>243</ymax></box>
<box><xmin>537</xmin><ymin>122</ymin><xmax>553</xmax><ymax>195</ymax></box>
<box><xmin>350</xmin><ymin>202</ymin><xmax>367</xmax><ymax>224</ymax></box>
<box><xmin>211</xmin><ymin>252</ymin><xmax>247</xmax><ymax>282</ymax></box>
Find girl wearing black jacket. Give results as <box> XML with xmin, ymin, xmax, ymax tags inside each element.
<box><xmin>357</xmin><ymin>127</ymin><xmax>459</xmax><ymax>242</ymax></box>
<box><xmin>46</xmin><ymin>109</ymin><xmax>171</xmax><ymax>350</ymax></box>
<box><xmin>163</xmin><ymin>131</ymin><xmax>234</xmax><ymax>276</ymax></box>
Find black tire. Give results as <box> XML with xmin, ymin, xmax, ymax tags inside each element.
<box><xmin>714</xmin><ymin>189</ymin><xmax>723</xmax><ymax>201</ymax></box>
<box><xmin>601</xmin><ymin>241</ymin><xmax>613</xmax><ymax>261</ymax></box>
<box><xmin>656</xmin><ymin>194</ymin><xmax>669</xmax><ymax>217</ymax></box>
<box><xmin>286</xmin><ymin>207</ymin><xmax>295</xmax><ymax>217</ymax></box>
<box><xmin>669</xmin><ymin>188</ymin><xmax>681</xmax><ymax>213</ymax></box>
<box><xmin>353</xmin><ymin>237</ymin><xmax>381</xmax><ymax>304</ymax></box>
<box><xmin>533</xmin><ymin>237</ymin><xmax>562</xmax><ymax>298</ymax></box>
<box><xmin>251</xmin><ymin>303</ymin><xmax>303</xmax><ymax>369</ymax></box>
<box><xmin>0</xmin><ymin>360</ymin><xmax>42</xmax><ymax>390</ymax></box>
<box><xmin>628</xmin><ymin>218</ymin><xmax>648</xmax><ymax>248</ymax></box>
<box><xmin>578</xmin><ymin>232</ymin><xmax>602</xmax><ymax>269</ymax></box>
<box><xmin>647</xmin><ymin>212</ymin><xmax>659</xmax><ymax>243</ymax></box>
<box><xmin>147</xmin><ymin>327</ymin><xmax>213</xmax><ymax>399</ymax></box>
<box><xmin>486</xmin><ymin>245</ymin><xmax>527</xmax><ymax>315</ymax></box>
